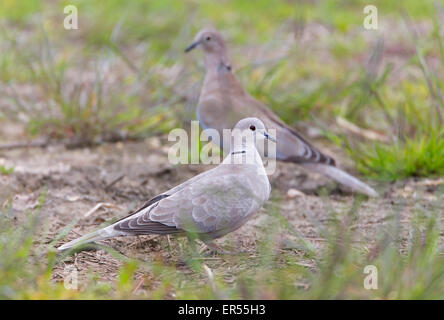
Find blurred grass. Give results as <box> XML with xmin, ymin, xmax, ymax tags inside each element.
<box><xmin>352</xmin><ymin>129</ymin><xmax>444</xmax><ymax>181</ymax></box>
<box><xmin>1</xmin><ymin>189</ymin><xmax>444</xmax><ymax>299</ymax></box>
<box><xmin>0</xmin><ymin>165</ymin><xmax>14</xmax><ymax>175</ymax></box>
<box><xmin>0</xmin><ymin>0</ymin><xmax>444</xmax><ymax>300</ymax></box>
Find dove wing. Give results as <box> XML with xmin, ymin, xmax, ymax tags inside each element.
<box><xmin>113</xmin><ymin>165</ymin><xmax>263</xmax><ymax>236</ymax></box>
<box><xmin>197</xmin><ymin>91</ymin><xmax>335</xmax><ymax>165</ymax></box>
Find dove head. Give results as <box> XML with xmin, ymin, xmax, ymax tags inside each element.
<box><xmin>230</xmin><ymin>117</ymin><xmax>276</xmax><ymax>152</ymax></box>
<box><xmin>185</xmin><ymin>28</ymin><xmax>226</xmax><ymax>54</ymax></box>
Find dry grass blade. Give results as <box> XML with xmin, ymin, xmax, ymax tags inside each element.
<box><xmin>402</xmin><ymin>11</ymin><xmax>444</xmax><ymax>126</ymax></box>
<box><xmin>336</xmin><ymin>116</ymin><xmax>388</xmax><ymax>142</ymax></box>
<box><xmin>84</xmin><ymin>202</ymin><xmax>123</xmax><ymax>218</ymax></box>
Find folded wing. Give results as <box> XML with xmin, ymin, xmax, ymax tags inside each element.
<box><xmin>113</xmin><ymin>172</ymin><xmax>258</xmax><ymax>236</ymax></box>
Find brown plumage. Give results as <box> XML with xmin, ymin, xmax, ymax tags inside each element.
<box><xmin>185</xmin><ymin>28</ymin><xmax>377</xmax><ymax>197</ymax></box>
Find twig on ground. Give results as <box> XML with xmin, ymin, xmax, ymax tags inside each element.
<box><xmin>105</xmin><ymin>174</ymin><xmax>125</xmax><ymax>191</ymax></box>
<box><xmin>336</xmin><ymin>116</ymin><xmax>389</xmax><ymax>142</ymax></box>
<box><xmin>84</xmin><ymin>202</ymin><xmax>123</xmax><ymax>218</ymax></box>
<box><xmin>0</xmin><ymin>139</ymin><xmax>51</xmax><ymax>150</ymax></box>
<box><xmin>132</xmin><ymin>276</ymin><xmax>146</xmax><ymax>295</ymax></box>
<box><xmin>203</xmin><ymin>264</ymin><xmax>218</xmax><ymax>295</ymax></box>
<box><xmin>0</xmin><ymin>135</ymin><xmax>141</xmax><ymax>151</ymax></box>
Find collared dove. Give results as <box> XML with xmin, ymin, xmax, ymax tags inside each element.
<box><xmin>58</xmin><ymin>118</ymin><xmax>274</xmax><ymax>253</ymax></box>
<box><xmin>185</xmin><ymin>29</ymin><xmax>378</xmax><ymax>197</ymax></box>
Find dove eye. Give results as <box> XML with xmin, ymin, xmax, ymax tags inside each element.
<box><xmin>250</xmin><ymin>125</ymin><xmax>256</xmax><ymax>131</ymax></box>
<box><xmin>206</xmin><ymin>36</ymin><xmax>211</xmax><ymax>41</ymax></box>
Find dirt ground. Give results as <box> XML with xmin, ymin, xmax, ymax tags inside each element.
<box><xmin>0</xmin><ymin>125</ymin><xmax>443</xmax><ymax>291</ymax></box>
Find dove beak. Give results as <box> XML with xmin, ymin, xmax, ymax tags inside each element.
<box><xmin>263</xmin><ymin>131</ymin><xmax>276</xmax><ymax>142</ymax></box>
<box><xmin>185</xmin><ymin>41</ymin><xmax>200</xmax><ymax>53</ymax></box>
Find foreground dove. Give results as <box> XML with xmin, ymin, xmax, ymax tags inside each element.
<box><xmin>185</xmin><ymin>29</ymin><xmax>377</xmax><ymax>197</ymax></box>
<box><xmin>58</xmin><ymin>118</ymin><xmax>274</xmax><ymax>253</ymax></box>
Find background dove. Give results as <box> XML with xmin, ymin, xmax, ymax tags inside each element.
<box><xmin>185</xmin><ymin>29</ymin><xmax>377</xmax><ymax>197</ymax></box>
<box><xmin>58</xmin><ymin>118</ymin><xmax>273</xmax><ymax>253</ymax></box>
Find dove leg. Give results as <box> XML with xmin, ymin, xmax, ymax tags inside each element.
<box><xmin>203</xmin><ymin>241</ymin><xmax>245</xmax><ymax>255</ymax></box>
<box><xmin>186</xmin><ymin>235</ymin><xmax>198</xmax><ymax>251</ymax></box>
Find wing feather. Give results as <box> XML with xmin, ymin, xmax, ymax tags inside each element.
<box><xmin>243</xmin><ymin>95</ymin><xmax>336</xmax><ymax>166</ymax></box>
<box><xmin>197</xmin><ymin>92</ymin><xmax>335</xmax><ymax>166</ymax></box>
<box><xmin>113</xmin><ymin>194</ymin><xmax>183</xmax><ymax>235</ymax></box>
<box><xmin>154</xmin><ymin>173</ymin><xmax>259</xmax><ymax>234</ymax></box>
<box><xmin>112</xmin><ymin>163</ymin><xmax>266</xmax><ymax>237</ymax></box>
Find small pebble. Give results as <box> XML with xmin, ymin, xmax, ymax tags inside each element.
<box><xmin>287</xmin><ymin>188</ymin><xmax>305</xmax><ymax>198</ymax></box>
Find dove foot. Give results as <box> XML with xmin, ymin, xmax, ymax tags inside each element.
<box><xmin>203</xmin><ymin>242</ymin><xmax>245</xmax><ymax>255</ymax></box>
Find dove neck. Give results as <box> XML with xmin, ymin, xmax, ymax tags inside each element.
<box><xmin>226</xmin><ymin>140</ymin><xmax>261</xmax><ymax>166</ymax></box>
<box><xmin>228</xmin><ymin>134</ymin><xmax>258</xmax><ymax>155</ymax></box>
<box><xmin>204</xmin><ymin>51</ymin><xmax>232</xmax><ymax>76</ymax></box>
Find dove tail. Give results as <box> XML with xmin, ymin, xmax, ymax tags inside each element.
<box><xmin>57</xmin><ymin>196</ymin><xmax>165</xmax><ymax>252</ymax></box>
<box><xmin>57</xmin><ymin>226</ymin><xmax>122</xmax><ymax>251</ymax></box>
<box><xmin>301</xmin><ymin>163</ymin><xmax>378</xmax><ymax>197</ymax></box>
